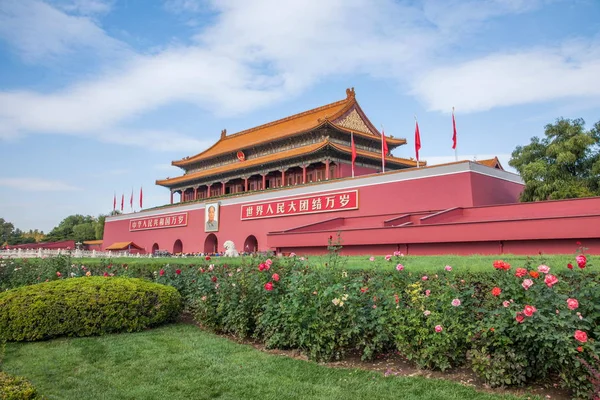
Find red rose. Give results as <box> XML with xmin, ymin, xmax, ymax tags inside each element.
<box><xmin>577</xmin><ymin>346</ymin><xmax>583</xmax><ymax>352</ymax></box>
<box><xmin>515</xmin><ymin>312</ymin><xmax>525</xmax><ymax>323</ymax></box>
<box><xmin>159</xmin><ymin>269</ymin><xmax>165</xmax><ymax>276</ymax></box>
<box><xmin>491</xmin><ymin>287</ymin><xmax>502</xmax><ymax>296</ymax></box>
<box><xmin>544</xmin><ymin>274</ymin><xmax>559</xmax><ymax>288</ymax></box>
<box><xmin>566</xmin><ymin>298</ymin><xmax>579</xmax><ymax>310</ymax></box>
<box><xmin>574</xmin><ymin>330</ymin><xmax>588</xmax><ymax>343</ymax></box>
<box><xmin>264</xmin><ymin>282</ymin><xmax>273</xmax><ymax>291</ymax></box>
<box><xmin>205</xmin><ymin>256</ymin><xmax>211</xmax><ymax>261</ymax></box>
<box><xmin>56</xmin><ymin>271</ymin><xmax>61</xmax><ymax>277</ymax></box>
<box><xmin>576</xmin><ymin>241</ymin><xmax>581</xmax><ymax>246</ymax></box>
<box><xmin>576</xmin><ymin>255</ymin><xmax>586</xmax><ymax>269</ymax></box>
<box><xmin>272</xmin><ymin>273</ymin><xmax>280</xmax><ymax>282</ymax></box>
<box><xmin>211</xmin><ymin>276</ymin><xmax>217</xmax><ymax>282</ymax></box>
<box><xmin>493</xmin><ymin>260</ymin><xmax>511</xmax><ymax>271</ymax></box>
<box><xmin>258</xmin><ymin>263</ymin><xmax>266</xmax><ymax>271</ymax></box>
<box><xmin>567</xmin><ymin>263</ymin><xmax>573</xmax><ymax>270</ymax></box>
<box><xmin>523</xmin><ymin>305</ymin><xmax>537</xmax><ymax>317</ymax></box>
<box><xmin>515</xmin><ymin>268</ymin><xmax>527</xmax><ymax>278</ymax></box>
<box><xmin>175</xmin><ymin>269</ymin><xmax>181</xmax><ymax>275</ymax></box>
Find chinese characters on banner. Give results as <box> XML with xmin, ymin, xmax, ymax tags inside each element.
<box><xmin>241</xmin><ymin>190</ymin><xmax>358</xmax><ymax>220</ymax></box>
<box><xmin>129</xmin><ymin>212</ymin><xmax>188</xmax><ymax>231</ymax></box>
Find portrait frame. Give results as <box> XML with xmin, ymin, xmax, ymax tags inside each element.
<box><xmin>204</xmin><ymin>202</ymin><xmax>220</xmax><ymax>232</ymax></box>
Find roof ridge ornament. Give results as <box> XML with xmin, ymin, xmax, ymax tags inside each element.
<box><xmin>346</xmin><ymin>87</ymin><xmax>355</xmax><ymax>99</ymax></box>
<box><xmin>221</xmin><ymin>129</ymin><xmax>227</xmax><ymax>139</ymax></box>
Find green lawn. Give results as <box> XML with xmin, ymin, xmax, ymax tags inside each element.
<box><xmin>97</xmin><ymin>252</ymin><xmax>597</xmax><ymax>273</ymax></box>
<box><xmin>2</xmin><ymin>324</ymin><xmax>534</xmax><ymax>400</ymax></box>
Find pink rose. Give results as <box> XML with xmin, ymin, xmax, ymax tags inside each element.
<box><xmin>445</xmin><ymin>265</ymin><xmax>452</xmax><ymax>271</ymax></box>
<box><xmin>272</xmin><ymin>273</ymin><xmax>280</xmax><ymax>282</ymax></box>
<box><xmin>265</xmin><ymin>259</ymin><xmax>273</xmax><ymax>267</ymax></box>
<box><xmin>522</xmin><ymin>279</ymin><xmax>533</xmax><ymax>290</ymax></box>
<box><xmin>385</xmin><ymin>255</ymin><xmax>392</xmax><ymax>261</ymax></box>
<box><xmin>567</xmin><ymin>298</ymin><xmax>579</xmax><ymax>310</ymax></box>
<box><xmin>451</xmin><ymin>298</ymin><xmax>461</xmax><ymax>307</ymax></box>
<box><xmin>537</xmin><ymin>265</ymin><xmax>550</xmax><ymax>274</ymax></box>
<box><xmin>264</xmin><ymin>282</ymin><xmax>273</xmax><ymax>291</ymax></box>
<box><xmin>502</xmin><ymin>301</ymin><xmax>510</xmax><ymax>308</ymax></box>
<box><xmin>422</xmin><ymin>276</ymin><xmax>428</xmax><ymax>281</ymax></box>
<box><xmin>56</xmin><ymin>271</ymin><xmax>61</xmax><ymax>277</ymax></box>
<box><xmin>574</xmin><ymin>330</ymin><xmax>588</xmax><ymax>343</ymax></box>
<box><xmin>369</xmin><ymin>256</ymin><xmax>375</xmax><ymax>262</ymax></box>
<box><xmin>423</xmin><ymin>310</ymin><xmax>431</xmax><ymax>316</ymax></box>
<box><xmin>425</xmin><ymin>290</ymin><xmax>431</xmax><ymax>297</ymax></box>
<box><xmin>434</xmin><ymin>325</ymin><xmax>443</xmax><ymax>333</ymax></box>
<box><xmin>544</xmin><ymin>274</ymin><xmax>559</xmax><ymax>288</ymax></box>
<box><xmin>576</xmin><ymin>255</ymin><xmax>587</xmax><ymax>269</ymax></box>
<box><xmin>396</xmin><ymin>264</ymin><xmax>404</xmax><ymax>271</ymax></box>
<box><xmin>523</xmin><ymin>305</ymin><xmax>537</xmax><ymax>317</ymax></box>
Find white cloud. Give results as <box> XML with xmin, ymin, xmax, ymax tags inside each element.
<box><xmin>49</xmin><ymin>0</ymin><xmax>114</xmax><ymax>15</ymax></box>
<box><xmin>411</xmin><ymin>41</ymin><xmax>600</xmax><ymax>113</ymax></box>
<box><xmin>0</xmin><ymin>178</ymin><xmax>81</xmax><ymax>191</ymax></box>
<box><xmin>0</xmin><ymin>0</ymin><xmax>128</xmax><ymax>63</ymax></box>
<box><xmin>0</xmin><ymin>0</ymin><xmax>596</xmax><ymax>153</ymax></box>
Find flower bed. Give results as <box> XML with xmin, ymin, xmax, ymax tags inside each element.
<box><xmin>2</xmin><ymin>251</ymin><xmax>599</xmax><ymax>398</ymax></box>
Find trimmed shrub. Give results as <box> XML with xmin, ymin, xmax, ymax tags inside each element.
<box><xmin>0</xmin><ymin>371</ymin><xmax>45</xmax><ymax>400</ymax></box>
<box><xmin>0</xmin><ymin>277</ymin><xmax>181</xmax><ymax>341</ymax></box>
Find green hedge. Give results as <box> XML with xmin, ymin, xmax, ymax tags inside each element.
<box><xmin>0</xmin><ymin>371</ymin><xmax>45</xmax><ymax>400</ymax></box>
<box><xmin>0</xmin><ymin>277</ymin><xmax>182</xmax><ymax>342</ymax></box>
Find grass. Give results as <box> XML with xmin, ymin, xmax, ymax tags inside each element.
<box><xmin>91</xmin><ymin>252</ymin><xmax>598</xmax><ymax>274</ymax></box>
<box><xmin>1</xmin><ymin>323</ymin><xmax>534</xmax><ymax>400</ymax></box>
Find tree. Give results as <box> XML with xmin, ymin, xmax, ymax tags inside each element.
<box><xmin>46</xmin><ymin>214</ymin><xmax>96</xmax><ymax>242</ymax></box>
<box><xmin>95</xmin><ymin>215</ymin><xmax>106</xmax><ymax>240</ymax></box>
<box><xmin>0</xmin><ymin>218</ymin><xmax>15</xmax><ymax>246</ymax></box>
<box><xmin>509</xmin><ymin>118</ymin><xmax>600</xmax><ymax>202</ymax></box>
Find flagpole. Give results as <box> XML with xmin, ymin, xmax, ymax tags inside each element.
<box><xmin>452</xmin><ymin>107</ymin><xmax>458</xmax><ymax>161</ymax></box>
<box><xmin>351</xmin><ymin>131</ymin><xmax>355</xmax><ymax>178</ymax></box>
<box><xmin>414</xmin><ymin>115</ymin><xmax>420</xmax><ymax>168</ymax></box>
<box><xmin>381</xmin><ymin>124</ymin><xmax>385</xmax><ymax>173</ymax></box>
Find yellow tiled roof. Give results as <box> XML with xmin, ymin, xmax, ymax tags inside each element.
<box><xmin>172</xmin><ymin>89</ymin><xmax>405</xmax><ymax>167</ymax></box>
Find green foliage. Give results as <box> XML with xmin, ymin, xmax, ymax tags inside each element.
<box><xmin>45</xmin><ymin>214</ymin><xmax>106</xmax><ymax>242</ymax></box>
<box><xmin>509</xmin><ymin>118</ymin><xmax>600</xmax><ymax>201</ymax></box>
<box><xmin>0</xmin><ymin>277</ymin><xmax>181</xmax><ymax>342</ymax></box>
<box><xmin>0</xmin><ymin>219</ymin><xmax>42</xmax><ymax>246</ymax></box>
<box><xmin>0</xmin><ymin>371</ymin><xmax>45</xmax><ymax>400</ymax></box>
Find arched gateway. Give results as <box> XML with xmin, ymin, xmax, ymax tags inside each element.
<box><xmin>244</xmin><ymin>235</ymin><xmax>258</xmax><ymax>253</ymax></box>
<box><xmin>151</xmin><ymin>243</ymin><xmax>159</xmax><ymax>254</ymax></box>
<box><xmin>173</xmin><ymin>239</ymin><xmax>183</xmax><ymax>254</ymax></box>
<box><xmin>204</xmin><ymin>234</ymin><xmax>218</xmax><ymax>254</ymax></box>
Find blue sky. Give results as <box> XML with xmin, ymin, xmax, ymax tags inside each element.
<box><xmin>1</xmin><ymin>0</ymin><xmax>599</xmax><ymax>233</ymax></box>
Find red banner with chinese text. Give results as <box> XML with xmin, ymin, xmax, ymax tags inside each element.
<box><xmin>129</xmin><ymin>212</ymin><xmax>188</xmax><ymax>231</ymax></box>
<box><xmin>241</xmin><ymin>190</ymin><xmax>358</xmax><ymax>220</ymax></box>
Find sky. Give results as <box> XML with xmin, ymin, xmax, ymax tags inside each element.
<box><xmin>1</xmin><ymin>0</ymin><xmax>599</xmax><ymax>233</ymax></box>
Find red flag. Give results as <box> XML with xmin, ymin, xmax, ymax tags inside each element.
<box><xmin>120</xmin><ymin>194</ymin><xmax>124</xmax><ymax>211</ymax></box>
<box><xmin>415</xmin><ymin>120</ymin><xmax>422</xmax><ymax>163</ymax></box>
<box><xmin>130</xmin><ymin>189</ymin><xmax>133</xmax><ymax>209</ymax></box>
<box><xmin>139</xmin><ymin>187</ymin><xmax>143</xmax><ymax>209</ymax></box>
<box><xmin>381</xmin><ymin>128</ymin><xmax>389</xmax><ymax>172</ymax></box>
<box><xmin>452</xmin><ymin>108</ymin><xmax>457</xmax><ymax>150</ymax></box>
<box><xmin>351</xmin><ymin>132</ymin><xmax>357</xmax><ymax>177</ymax></box>
<box><xmin>113</xmin><ymin>193</ymin><xmax>116</xmax><ymax>211</ymax></box>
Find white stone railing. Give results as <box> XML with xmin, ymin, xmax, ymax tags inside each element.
<box><xmin>0</xmin><ymin>249</ymin><xmax>153</xmax><ymax>259</ymax></box>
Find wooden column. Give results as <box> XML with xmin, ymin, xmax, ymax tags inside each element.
<box><xmin>222</xmin><ymin>181</ymin><xmax>226</xmax><ymax>195</ymax></box>
<box><xmin>325</xmin><ymin>160</ymin><xmax>330</xmax><ymax>180</ymax></box>
<box><xmin>207</xmin><ymin>184</ymin><xmax>212</xmax><ymax>198</ymax></box>
<box><xmin>302</xmin><ymin>165</ymin><xmax>307</xmax><ymax>184</ymax></box>
<box><xmin>281</xmin><ymin>170</ymin><xmax>285</xmax><ymax>187</ymax></box>
<box><xmin>244</xmin><ymin>177</ymin><xmax>248</xmax><ymax>192</ymax></box>
<box><xmin>193</xmin><ymin>187</ymin><xmax>198</xmax><ymax>200</ymax></box>
<box><xmin>262</xmin><ymin>174</ymin><xmax>266</xmax><ymax>190</ymax></box>
<box><xmin>170</xmin><ymin>191</ymin><xmax>174</xmax><ymax>204</ymax></box>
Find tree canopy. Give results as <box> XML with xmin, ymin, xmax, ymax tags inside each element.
<box><xmin>509</xmin><ymin>118</ymin><xmax>600</xmax><ymax>202</ymax></box>
<box><xmin>0</xmin><ymin>218</ymin><xmax>44</xmax><ymax>246</ymax></box>
<box><xmin>45</xmin><ymin>214</ymin><xmax>105</xmax><ymax>242</ymax></box>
